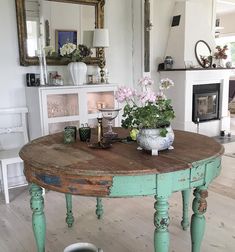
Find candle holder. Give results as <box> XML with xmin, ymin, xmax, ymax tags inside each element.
<box><xmin>99</xmin><ymin>108</ymin><xmax>121</xmax><ymax>139</ymax></box>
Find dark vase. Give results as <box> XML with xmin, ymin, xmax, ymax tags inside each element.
<box><xmin>164</xmin><ymin>56</ymin><xmax>174</xmax><ymax>70</ymax></box>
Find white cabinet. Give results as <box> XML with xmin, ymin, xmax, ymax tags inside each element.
<box><xmin>26</xmin><ymin>84</ymin><xmax>118</xmax><ymax>140</ymax></box>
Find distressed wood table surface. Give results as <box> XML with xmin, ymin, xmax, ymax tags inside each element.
<box><xmin>19</xmin><ymin>128</ymin><xmax>224</xmax><ymax>252</ymax></box>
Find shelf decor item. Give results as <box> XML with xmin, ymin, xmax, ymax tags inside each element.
<box><xmin>115</xmin><ymin>76</ymin><xmax>175</xmax><ymax>155</ymax></box>
<box><xmin>60</xmin><ymin>43</ymin><xmax>92</xmax><ymax>85</ymax></box>
<box><xmin>164</xmin><ymin>56</ymin><xmax>174</xmax><ymax>70</ymax></box>
<box><xmin>214</xmin><ymin>45</ymin><xmax>228</xmax><ymax>68</ymax></box>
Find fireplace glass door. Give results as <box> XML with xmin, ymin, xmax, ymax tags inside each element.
<box><xmin>192</xmin><ymin>84</ymin><xmax>220</xmax><ymax>123</ymax></box>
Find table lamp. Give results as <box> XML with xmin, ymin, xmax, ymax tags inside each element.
<box><xmin>93</xmin><ymin>28</ymin><xmax>109</xmax><ymax>83</ymax></box>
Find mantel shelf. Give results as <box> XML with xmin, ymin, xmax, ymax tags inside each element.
<box><xmin>158</xmin><ymin>67</ymin><xmax>235</xmax><ymax>72</ymax></box>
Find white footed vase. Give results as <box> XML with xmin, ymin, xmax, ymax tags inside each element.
<box><xmin>137</xmin><ymin>126</ymin><xmax>174</xmax><ymax>156</ymax></box>
<box><xmin>68</xmin><ymin>62</ymin><xmax>87</xmax><ymax>85</ymax></box>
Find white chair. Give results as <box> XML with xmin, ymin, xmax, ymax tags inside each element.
<box><xmin>0</xmin><ymin>107</ymin><xmax>29</xmax><ymax>204</ymax></box>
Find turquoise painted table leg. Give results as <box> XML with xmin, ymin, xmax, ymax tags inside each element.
<box><xmin>190</xmin><ymin>187</ymin><xmax>208</xmax><ymax>252</ymax></box>
<box><xmin>96</xmin><ymin>197</ymin><xmax>103</xmax><ymax>219</ymax></box>
<box><xmin>154</xmin><ymin>195</ymin><xmax>170</xmax><ymax>252</ymax></box>
<box><xmin>181</xmin><ymin>189</ymin><xmax>190</xmax><ymax>230</ymax></box>
<box><xmin>65</xmin><ymin>194</ymin><xmax>74</xmax><ymax>227</ymax></box>
<box><xmin>30</xmin><ymin>183</ymin><xmax>46</xmax><ymax>252</ymax></box>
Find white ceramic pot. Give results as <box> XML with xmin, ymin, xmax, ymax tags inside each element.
<box><xmin>64</xmin><ymin>242</ymin><xmax>103</xmax><ymax>252</ymax></box>
<box><xmin>68</xmin><ymin>62</ymin><xmax>87</xmax><ymax>85</ymax></box>
<box><xmin>137</xmin><ymin>126</ymin><xmax>174</xmax><ymax>156</ymax></box>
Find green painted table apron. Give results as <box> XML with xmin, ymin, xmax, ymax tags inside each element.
<box><xmin>19</xmin><ymin>129</ymin><xmax>224</xmax><ymax>252</ymax></box>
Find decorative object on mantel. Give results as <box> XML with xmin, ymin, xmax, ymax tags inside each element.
<box><xmin>226</xmin><ymin>61</ymin><xmax>232</xmax><ymax>68</ymax></box>
<box><xmin>184</xmin><ymin>61</ymin><xmax>194</xmax><ymax>69</ymax></box>
<box><xmin>93</xmin><ymin>29</ymin><xmax>110</xmax><ymax>83</ymax></box>
<box><xmin>214</xmin><ymin>45</ymin><xmax>228</xmax><ymax>68</ymax></box>
<box><xmin>164</xmin><ymin>56</ymin><xmax>174</xmax><ymax>70</ymax></box>
<box><xmin>60</xmin><ymin>43</ymin><xmax>92</xmax><ymax>85</ymax></box>
<box><xmin>115</xmin><ymin>77</ymin><xmax>175</xmax><ymax>155</ymax></box>
<box><xmin>195</xmin><ymin>40</ymin><xmax>212</xmax><ymax>68</ymax></box>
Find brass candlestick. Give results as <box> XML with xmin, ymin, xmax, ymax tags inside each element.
<box><xmin>97</xmin><ymin>117</ymin><xmax>103</xmax><ymax>144</ymax></box>
<box><xmin>97</xmin><ymin>48</ymin><xmax>106</xmax><ymax>83</ymax></box>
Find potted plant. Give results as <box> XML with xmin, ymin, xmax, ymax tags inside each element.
<box><xmin>214</xmin><ymin>45</ymin><xmax>228</xmax><ymax>68</ymax></box>
<box><xmin>115</xmin><ymin>77</ymin><xmax>175</xmax><ymax>155</ymax></box>
<box><xmin>60</xmin><ymin>43</ymin><xmax>92</xmax><ymax>85</ymax></box>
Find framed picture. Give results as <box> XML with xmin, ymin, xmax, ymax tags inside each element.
<box><xmin>55</xmin><ymin>30</ymin><xmax>77</xmax><ymax>54</ymax></box>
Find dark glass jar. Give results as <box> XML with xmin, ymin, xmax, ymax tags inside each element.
<box><xmin>164</xmin><ymin>56</ymin><xmax>174</xmax><ymax>70</ymax></box>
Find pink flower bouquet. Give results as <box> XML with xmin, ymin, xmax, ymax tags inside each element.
<box><xmin>115</xmin><ymin>77</ymin><xmax>175</xmax><ymax>137</ymax></box>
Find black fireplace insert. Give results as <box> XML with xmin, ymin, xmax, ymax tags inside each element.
<box><xmin>192</xmin><ymin>84</ymin><xmax>220</xmax><ymax>123</ymax></box>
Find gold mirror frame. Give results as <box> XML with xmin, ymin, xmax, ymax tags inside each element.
<box><xmin>15</xmin><ymin>0</ymin><xmax>105</xmax><ymax>66</ymax></box>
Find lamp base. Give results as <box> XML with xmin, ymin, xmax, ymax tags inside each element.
<box><xmin>98</xmin><ymin>47</ymin><xmax>106</xmax><ymax>84</ymax></box>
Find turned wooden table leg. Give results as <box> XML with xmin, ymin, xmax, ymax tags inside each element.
<box><xmin>154</xmin><ymin>195</ymin><xmax>170</xmax><ymax>252</ymax></box>
<box><xmin>65</xmin><ymin>194</ymin><xmax>74</xmax><ymax>227</ymax></box>
<box><xmin>96</xmin><ymin>197</ymin><xmax>103</xmax><ymax>219</ymax></box>
<box><xmin>181</xmin><ymin>189</ymin><xmax>191</xmax><ymax>230</ymax></box>
<box><xmin>30</xmin><ymin>183</ymin><xmax>46</xmax><ymax>252</ymax></box>
<box><xmin>191</xmin><ymin>187</ymin><xmax>208</xmax><ymax>252</ymax></box>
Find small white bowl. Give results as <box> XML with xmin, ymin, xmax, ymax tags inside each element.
<box><xmin>64</xmin><ymin>242</ymin><xmax>103</xmax><ymax>252</ymax></box>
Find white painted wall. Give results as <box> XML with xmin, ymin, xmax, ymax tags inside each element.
<box><xmin>151</xmin><ymin>0</ymin><xmax>182</xmax><ymax>89</ymax></box>
<box><xmin>164</xmin><ymin>0</ymin><xmax>215</xmax><ymax>69</ymax></box>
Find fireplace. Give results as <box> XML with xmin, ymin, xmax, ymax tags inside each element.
<box><xmin>192</xmin><ymin>84</ymin><xmax>220</xmax><ymax>123</ymax></box>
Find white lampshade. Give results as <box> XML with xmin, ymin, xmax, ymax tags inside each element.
<box><xmin>83</xmin><ymin>30</ymin><xmax>94</xmax><ymax>48</ymax></box>
<box><xmin>93</xmin><ymin>29</ymin><xmax>109</xmax><ymax>48</ymax></box>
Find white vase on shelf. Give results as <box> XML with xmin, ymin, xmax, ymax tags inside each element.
<box><xmin>68</xmin><ymin>62</ymin><xmax>87</xmax><ymax>85</ymax></box>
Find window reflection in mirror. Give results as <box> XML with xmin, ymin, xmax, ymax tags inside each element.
<box><xmin>25</xmin><ymin>0</ymin><xmax>95</xmax><ymax>57</ymax></box>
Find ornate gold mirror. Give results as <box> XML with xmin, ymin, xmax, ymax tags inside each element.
<box><xmin>15</xmin><ymin>0</ymin><xmax>105</xmax><ymax>66</ymax></box>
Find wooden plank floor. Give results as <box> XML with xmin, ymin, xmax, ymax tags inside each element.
<box><xmin>0</xmin><ymin>145</ymin><xmax>235</xmax><ymax>252</ymax></box>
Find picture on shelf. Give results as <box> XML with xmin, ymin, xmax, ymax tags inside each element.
<box><xmin>55</xmin><ymin>30</ymin><xmax>77</xmax><ymax>54</ymax></box>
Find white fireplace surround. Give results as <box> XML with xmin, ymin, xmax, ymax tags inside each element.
<box><xmin>160</xmin><ymin>69</ymin><xmax>231</xmax><ymax>137</ymax></box>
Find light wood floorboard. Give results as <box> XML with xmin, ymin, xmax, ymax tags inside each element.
<box><xmin>0</xmin><ymin>145</ymin><xmax>235</xmax><ymax>252</ymax></box>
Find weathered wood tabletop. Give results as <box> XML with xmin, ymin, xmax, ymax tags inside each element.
<box><xmin>19</xmin><ymin>128</ymin><xmax>224</xmax><ymax>252</ymax></box>
<box><xmin>20</xmin><ymin>128</ymin><xmax>223</xmax><ymax>175</ymax></box>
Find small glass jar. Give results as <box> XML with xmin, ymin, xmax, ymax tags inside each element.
<box><xmin>164</xmin><ymin>56</ymin><xmax>174</xmax><ymax>70</ymax></box>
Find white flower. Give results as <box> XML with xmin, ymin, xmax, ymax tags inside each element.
<box><xmin>160</xmin><ymin>78</ymin><xmax>174</xmax><ymax>90</ymax></box>
<box><xmin>139</xmin><ymin>90</ymin><xmax>156</xmax><ymax>103</ymax></box>
<box><xmin>60</xmin><ymin>43</ymin><xmax>76</xmax><ymax>56</ymax></box>
<box><xmin>138</xmin><ymin>76</ymin><xmax>154</xmax><ymax>86</ymax></box>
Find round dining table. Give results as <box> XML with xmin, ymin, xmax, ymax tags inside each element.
<box><xmin>19</xmin><ymin>128</ymin><xmax>224</xmax><ymax>252</ymax></box>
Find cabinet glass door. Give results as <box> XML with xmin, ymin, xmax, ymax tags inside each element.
<box><xmin>87</xmin><ymin>92</ymin><xmax>114</xmax><ymax>114</ymax></box>
<box><xmin>47</xmin><ymin>94</ymin><xmax>79</xmax><ymax>118</ymax></box>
